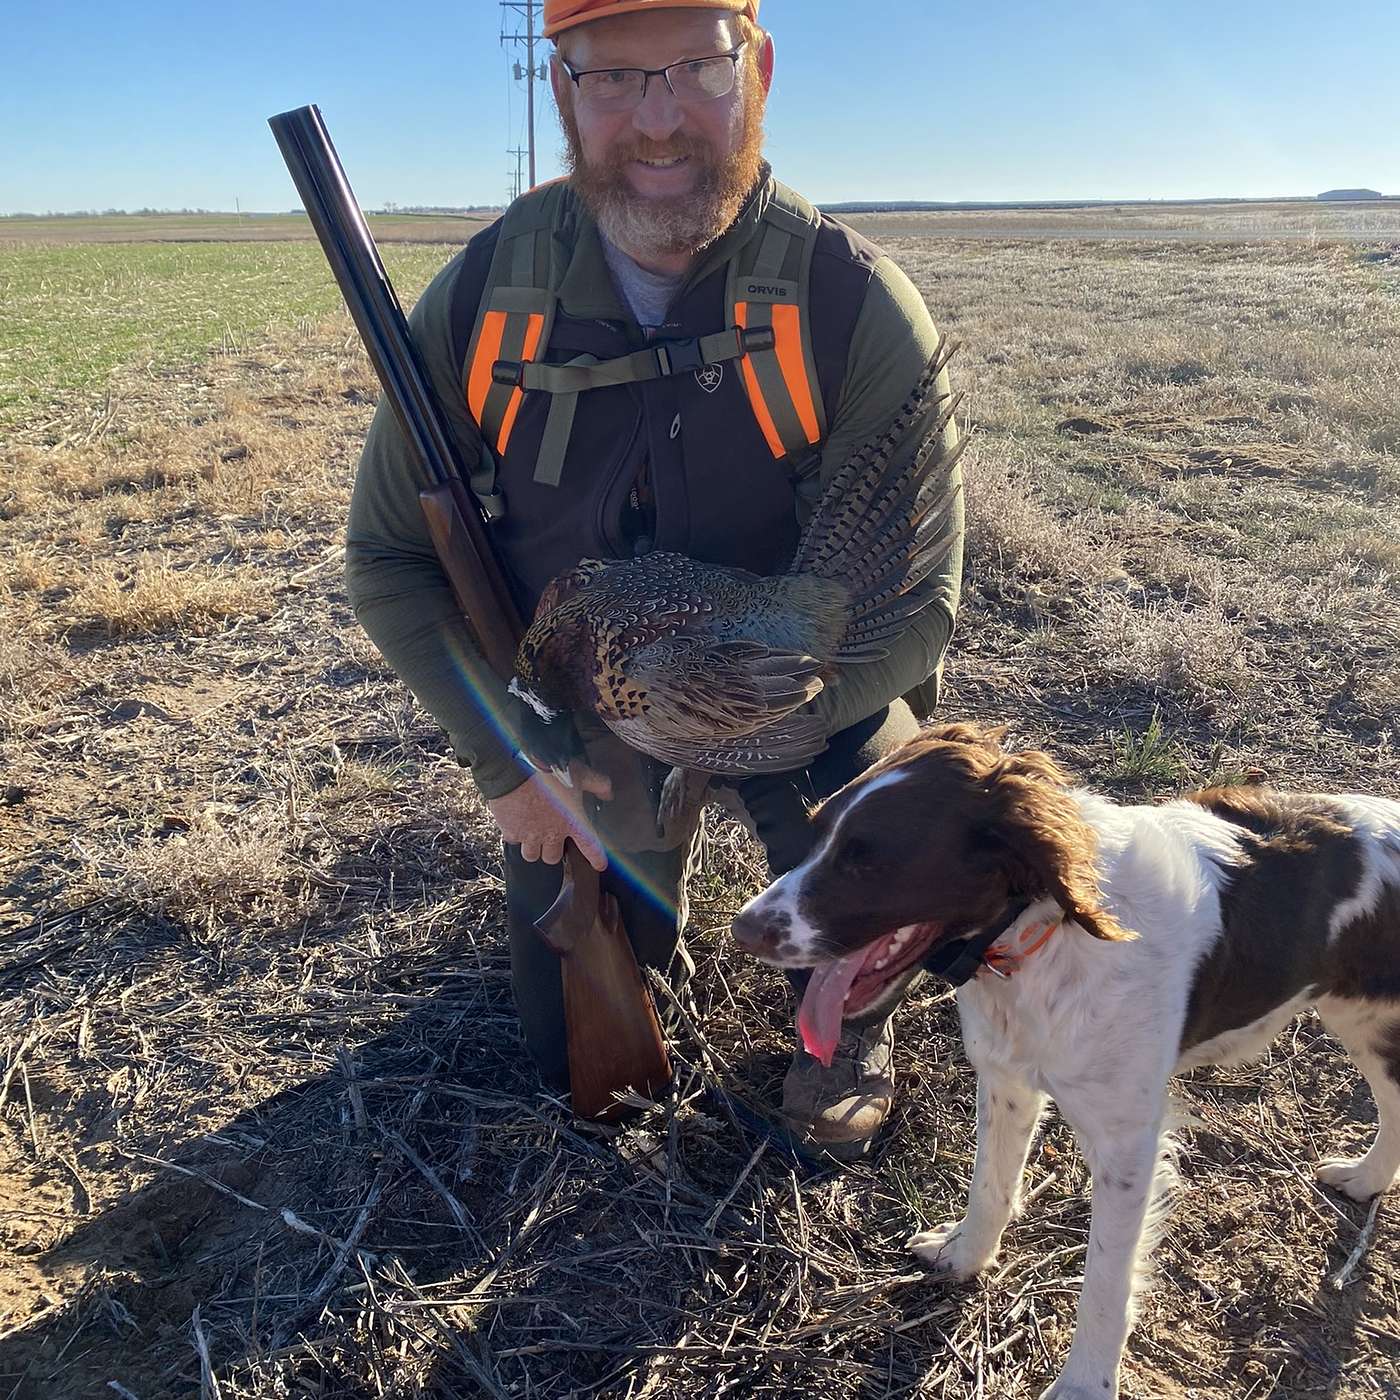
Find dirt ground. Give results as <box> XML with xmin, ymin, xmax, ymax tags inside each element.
<box><xmin>1</xmin><ymin>228</ymin><xmax>1398</xmax><ymax>1399</ymax></box>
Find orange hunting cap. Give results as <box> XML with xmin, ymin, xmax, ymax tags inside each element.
<box><xmin>543</xmin><ymin>0</ymin><xmax>759</xmax><ymax>40</ymax></box>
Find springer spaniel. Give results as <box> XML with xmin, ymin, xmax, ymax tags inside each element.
<box><xmin>732</xmin><ymin>722</ymin><xmax>1400</xmax><ymax>1400</ymax></box>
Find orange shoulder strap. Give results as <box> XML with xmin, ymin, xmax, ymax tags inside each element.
<box><xmin>726</xmin><ymin>200</ymin><xmax>826</xmax><ymax>461</ymax></box>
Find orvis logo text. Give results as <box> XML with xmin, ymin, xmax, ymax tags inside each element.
<box><xmin>745</xmin><ymin>282</ymin><xmax>790</xmax><ymax>298</ymax></box>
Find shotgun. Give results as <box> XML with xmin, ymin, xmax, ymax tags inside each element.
<box><xmin>268</xmin><ymin>103</ymin><xmax>670</xmax><ymax>1120</ymax></box>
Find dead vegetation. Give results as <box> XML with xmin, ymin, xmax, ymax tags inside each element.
<box><xmin>1</xmin><ymin>232</ymin><xmax>1398</xmax><ymax>1399</ymax></box>
<box><xmin>845</xmin><ymin>203</ymin><xmax>1400</xmax><ymax>241</ymax></box>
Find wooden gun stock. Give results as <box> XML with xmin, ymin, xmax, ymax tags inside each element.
<box><xmin>271</xmin><ymin>102</ymin><xmax>669</xmax><ymax>1120</ymax></box>
<box><xmin>418</xmin><ymin>480</ymin><xmax>522</xmax><ymax>675</ymax></box>
<box><xmin>534</xmin><ymin>849</ymin><xmax>670</xmax><ymax>1121</ymax></box>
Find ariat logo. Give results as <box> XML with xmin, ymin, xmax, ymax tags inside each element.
<box><xmin>695</xmin><ymin>363</ymin><xmax>724</xmax><ymax>394</ymax></box>
<box><xmin>745</xmin><ymin>282</ymin><xmax>789</xmax><ymax>298</ymax></box>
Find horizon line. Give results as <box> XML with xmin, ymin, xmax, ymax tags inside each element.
<box><xmin>3</xmin><ymin>188</ymin><xmax>1396</xmax><ymax>220</ymax></box>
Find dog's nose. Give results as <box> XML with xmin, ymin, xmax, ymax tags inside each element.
<box><xmin>731</xmin><ymin>905</ymin><xmax>789</xmax><ymax>956</ymax></box>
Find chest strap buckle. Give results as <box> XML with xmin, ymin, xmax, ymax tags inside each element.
<box><xmin>654</xmin><ymin>337</ymin><xmax>705</xmax><ymax>377</ymax></box>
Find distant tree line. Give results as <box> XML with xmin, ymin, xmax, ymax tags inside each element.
<box><xmin>1</xmin><ymin>205</ymin><xmax>507</xmax><ymax>219</ymax></box>
<box><xmin>368</xmin><ymin>204</ymin><xmax>505</xmax><ymax>216</ymax></box>
<box><xmin>0</xmin><ymin>207</ymin><xmax>227</xmax><ymax>219</ymax></box>
<box><xmin>6</xmin><ymin>192</ymin><xmax>1392</xmax><ymax>222</ymax></box>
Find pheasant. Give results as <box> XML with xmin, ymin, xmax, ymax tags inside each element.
<box><xmin>508</xmin><ymin>340</ymin><xmax>964</xmax><ymax>781</ymax></box>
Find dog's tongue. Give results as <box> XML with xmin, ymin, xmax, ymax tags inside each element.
<box><xmin>797</xmin><ymin>948</ymin><xmax>870</xmax><ymax>1067</ymax></box>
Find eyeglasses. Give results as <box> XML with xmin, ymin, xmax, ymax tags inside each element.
<box><xmin>561</xmin><ymin>43</ymin><xmax>746</xmax><ymax>112</ymax></box>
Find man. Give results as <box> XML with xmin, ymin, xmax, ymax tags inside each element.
<box><xmin>346</xmin><ymin>0</ymin><xmax>963</xmax><ymax>1161</ymax></box>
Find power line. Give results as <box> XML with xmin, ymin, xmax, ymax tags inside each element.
<box><xmin>500</xmin><ymin>0</ymin><xmax>547</xmax><ymax>194</ymax></box>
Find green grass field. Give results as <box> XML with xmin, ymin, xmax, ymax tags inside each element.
<box><xmin>0</xmin><ymin>240</ymin><xmax>459</xmax><ymax>429</ymax></box>
<box><xmin>0</xmin><ymin>211</ymin><xmax>488</xmax><ymax>244</ymax></box>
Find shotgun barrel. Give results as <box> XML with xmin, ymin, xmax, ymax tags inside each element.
<box><xmin>267</xmin><ymin>102</ymin><xmax>521</xmax><ymax>670</ymax></box>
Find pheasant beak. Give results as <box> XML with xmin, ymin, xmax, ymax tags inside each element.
<box><xmin>514</xmin><ymin>749</ymin><xmax>572</xmax><ymax>786</ymax></box>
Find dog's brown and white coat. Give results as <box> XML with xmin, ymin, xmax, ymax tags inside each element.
<box><xmin>733</xmin><ymin>724</ymin><xmax>1400</xmax><ymax>1400</ymax></box>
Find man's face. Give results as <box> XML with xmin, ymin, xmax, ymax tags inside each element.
<box><xmin>552</xmin><ymin>9</ymin><xmax>767</xmax><ymax>262</ymax></box>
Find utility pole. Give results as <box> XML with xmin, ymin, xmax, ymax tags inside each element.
<box><xmin>500</xmin><ymin>0</ymin><xmax>548</xmax><ymax>190</ymax></box>
<box><xmin>507</xmin><ymin>146</ymin><xmax>528</xmax><ymax>203</ymax></box>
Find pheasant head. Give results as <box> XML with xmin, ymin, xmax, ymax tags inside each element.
<box><xmin>510</xmin><ymin>582</ymin><xmax>606</xmax><ymax>783</ymax></box>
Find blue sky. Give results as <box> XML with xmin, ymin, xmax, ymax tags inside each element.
<box><xmin>3</xmin><ymin>0</ymin><xmax>1397</xmax><ymax>214</ymax></box>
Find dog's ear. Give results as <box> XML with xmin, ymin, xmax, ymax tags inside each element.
<box><xmin>924</xmin><ymin>720</ymin><xmax>1008</xmax><ymax>752</ymax></box>
<box><xmin>983</xmin><ymin>770</ymin><xmax>1132</xmax><ymax>942</ymax></box>
<box><xmin>1002</xmin><ymin>744</ymin><xmax>1074</xmax><ymax>790</ymax></box>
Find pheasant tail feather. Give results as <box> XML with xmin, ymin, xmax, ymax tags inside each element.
<box><xmin>787</xmin><ymin>339</ymin><xmax>965</xmax><ymax>657</ymax></box>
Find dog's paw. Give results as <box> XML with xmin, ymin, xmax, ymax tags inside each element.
<box><xmin>1317</xmin><ymin>1154</ymin><xmax>1396</xmax><ymax>1203</ymax></box>
<box><xmin>906</xmin><ymin>1220</ymin><xmax>996</xmax><ymax>1281</ymax></box>
<box><xmin>1040</xmin><ymin>1380</ymin><xmax>1117</xmax><ymax>1400</ymax></box>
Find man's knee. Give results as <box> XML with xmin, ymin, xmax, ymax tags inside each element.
<box><xmin>810</xmin><ymin>699</ymin><xmax>921</xmax><ymax>796</ymax></box>
<box><xmin>738</xmin><ymin>701</ymin><xmax>923</xmax><ymax>877</ymax></box>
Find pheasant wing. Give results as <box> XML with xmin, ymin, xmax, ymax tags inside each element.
<box><xmin>601</xmin><ymin>636</ymin><xmax>828</xmax><ymax>772</ymax></box>
<box><xmin>619</xmin><ymin>714</ymin><xmax>831</xmax><ymax>774</ymax></box>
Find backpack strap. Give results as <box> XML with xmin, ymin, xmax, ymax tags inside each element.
<box><xmin>725</xmin><ymin>187</ymin><xmax>826</xmax><ymax>464</ymax></box>
<box><xmin>502</xmin><ymin>325</ymin><xmax>763</xmax><ymax>393</ymax></box>
<box><xmin>512</xmin><ymin>323</ymin><xmax>777</xmax><ymax>489</ymax></box>
<box><xmin>462</xmin><ymin>185</ymin><xmax>567</xmax><ymax>516</ymax></box>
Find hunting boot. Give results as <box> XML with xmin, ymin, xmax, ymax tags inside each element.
<box><xmin>781</xmin><ymin>1014</ymin><xmax>896</xmax><ymax>1163</ymax></box>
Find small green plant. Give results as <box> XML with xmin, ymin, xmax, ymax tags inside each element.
<box><xmin>1194</xmin><ymin>741</ymin><xmax>1252</xmax><ymax>790</ymax></box>
<box><xmin>883</xmin><ymin>1161</ymin><xmax>932</xmax><ymax>1220</ymax></box>
<box><xmin>1105</xmin><ymin>709</ymin><xmax>1187</xmax><ymax>785</ymax></box>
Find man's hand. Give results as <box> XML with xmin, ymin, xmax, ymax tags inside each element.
<box><xmin>486</xmin><ymin>765</ymin><xmax>613</xmax><ymax>872</ymax></box>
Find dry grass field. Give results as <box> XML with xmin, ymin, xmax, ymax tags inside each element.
<box><xmin>844</xmin><ymin>201</ymin><xmax>1400</xmax><ymax>241</ymax></box>
<box><xmin>1</xmin><ymin>209</ymin><xmax>1398</xmax><ymax>1400</ymax></box>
